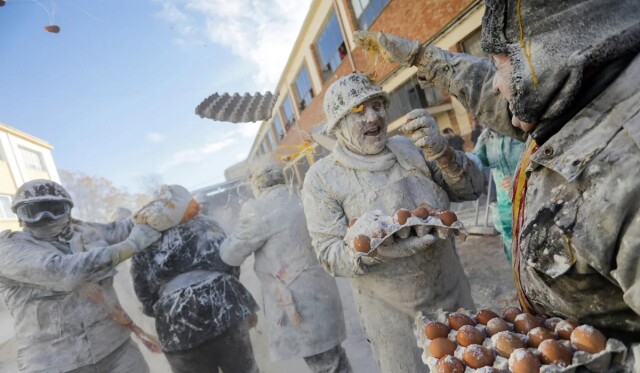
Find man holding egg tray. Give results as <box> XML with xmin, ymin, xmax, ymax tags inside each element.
<box><xmin>353</xmin><ymin>0</ymin><xmax>640</xmax><ymax>370</ymax></box>
<box><xmin>302</xmin><ymin>73</ymin><xmax>485</xmax><ymax>372</ymax></box>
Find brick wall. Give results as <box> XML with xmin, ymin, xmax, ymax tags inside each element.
<box><xmin>278</xmin><ymin>0</ymin><xmax>476</xmax><ymax>153</ymax></box>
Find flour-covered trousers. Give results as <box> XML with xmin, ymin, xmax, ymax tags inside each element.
<box><xmin>164</xmin><ymin>321</ymin><xmax>259</xmax><ymax>373</ymax></box>
<box><xmin>67</xmin><ymin>338</ymin><xmax>149</xmax><ymax>373</ymax></box>
<box><xmin>354</xmin><ymin>291</ymin><xmax>426</xmax><ymax>373</ymax></box>
<box><xmin>303</xmin><ymin>344</ymin><xmax>353</xmax><ymax>373</ymax></box>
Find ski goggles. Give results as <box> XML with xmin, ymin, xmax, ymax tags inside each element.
<box><xmin>16</xmin><ymin>201</ymin><xmax>71</xmax><ymax>223</ymax></box>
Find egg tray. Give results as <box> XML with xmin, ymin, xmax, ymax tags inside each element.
<box><xmin>414</xmin><ymin>309</ymin><xmax>627</xmax><ymax>373</ymax></box>
<box><xmin>344</xmin><ymin>209</ymin><xmax>467</xmax><ymax>256</ymax></box>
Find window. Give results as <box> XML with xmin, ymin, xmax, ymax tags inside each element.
<box><xmin>315</xmin><ymin>12</ymin><xmax>346</xmax><ymax>81</ymax></box>
<box><xmin>0</xmin><ymin>195</ymin><xmax>16</xmax><ymax>219</ymax></box>
<box><xmin>386</xmin><ymin>77</ymin><xmax>446</xmax><ymax>123</ymax></box>
<box><xmin>262</xmin><ymin>141</ymin><xmax>269</xmax><ymax>154</ymax></box>
<box><xmin>19</xmin><ymin>147</ymin><xmax>46</xmax><ymax>171</ymax></box>
<box><xmin>295</xmin><ymin>65</ymin><xmax>314</xmax><ymax>111</ymax></box>
<box><xmin>282</xmin><ymin>96</ymin><xmax>296</xmax><ymax>131</ymax></box>
<box><xmin>423</xmin><ymin>86</ymin><xmax>445</xmax><ymax>107</ymax></box>
<box><xmin>460</xmin><ymin>29</ymin><xmax>486</xmax><ymax>58</ymax></box>
<box><xmin>267</xmin><ymin>130</ymin><xmax>277</xmax><ymax>150</ymax></box>
<box><xmin>0</xmin><ymin>143</ymin><xmax>6</xmax><ymax>161</ymax></box>
<box><xmin>351</xmin><ymin>0</ymin><xmax>388</xmax><ymax>30</ymax></box>
<box><xmin>273</xmin><ymin>115</ymin><xmax>285</xmax><ymax>140</ymax></box>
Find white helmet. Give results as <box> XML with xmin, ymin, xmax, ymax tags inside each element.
<box><xmin>323</xmin><ymin>73</ymin><xmax>389</xmax><ymax>134</ymax></box>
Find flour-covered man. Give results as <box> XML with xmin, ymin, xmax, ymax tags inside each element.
<box><xmin>0</xmin><ymin>179</ymin><xmax>160</xmax><ymax>372</ymax></box>
<box><xmin>220</xmin><ymin>158</ymin><xmax>352</xmax><ymax>373</ymax></box>
<box><xmin>353</xmin><ymin>0</ymin><xmax>640</xmax><ymax>369</ymax></box>
<box><xmin>302</xmin><ymin>73</ymin><xmax>484</xmax><ymax>372</ymax></box>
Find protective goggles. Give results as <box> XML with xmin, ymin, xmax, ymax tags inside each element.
<box><xmin>16</xmin><ymin>201</ymin><xmax>71</xmax><ymax>223</ymax></box>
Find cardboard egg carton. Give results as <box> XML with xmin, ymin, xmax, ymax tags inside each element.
<box><xmin>344</xmin><ymin>209</ymin><xmax>467</xmax><ymax>256</ymax></box>
<box><xmin>414</xmin><ymin>308</ymin><xmax>627</xmax><ymax>373</ymax></box>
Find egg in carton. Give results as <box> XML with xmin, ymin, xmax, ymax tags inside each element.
<box><xmin>414</xmin><ymin>308</ymin><xmax>628</xmax><ymax>373</ymax></box>
<box><xmin>344</xmin><ymin>207</ymin><xmax>467</xmax><ymax>256</ymax></box>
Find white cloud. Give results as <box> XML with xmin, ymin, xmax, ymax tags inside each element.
<box><xmin>147</xmin><ymin>132</ymin><xmax>166</xmax><ymax>143</ymax></box>
<box><xmin>153</xmin><ymin>0</ymin><xmax>312</xmax><ymax>91</ymax></box>
<box><xmin>162</xmin><ymin>137</ymin><xmax>236</xmax><ymax>170</ymax></box>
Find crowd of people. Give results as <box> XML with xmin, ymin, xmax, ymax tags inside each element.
<box><xmin>0</xmin><ymin>0</ymin><xmax>638</xmax><ymax>372</ymax></box>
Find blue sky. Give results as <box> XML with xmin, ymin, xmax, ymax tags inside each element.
<box><xmin>0</xmin><ymin>0</ymin><xmax>311</xmax><ymax>192</ymax></box>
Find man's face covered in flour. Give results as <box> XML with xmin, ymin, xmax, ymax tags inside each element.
<box><xmin>337</xmin><ymin>97</ymin><xmax>388</xmax><ymax>155</ymax></box>
<box><xmin>19</xmin><ymin>201</ymin><xmax>72</xmax><ymax>240</ymax></box>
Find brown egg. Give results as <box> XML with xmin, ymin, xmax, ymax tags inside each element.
<box><xmin>486</xmin><ymin>317</ymin><xmax>510</xmax><ymax>336</ymax></box>
<box><xmin>493</xmin><ymin>331</ymin><xmax>525</xmax><ymax>358</ymax></box>
<box><xmin>448</xmin><ymin>312</ymin><xmax>476</xmax><ymax>330</ymax></box>
<box><xmin>514</xmin><ymin>313</ymin><xmax>543</xmax><ymax>334</ymax></box>
<box><xmin>44</xmin><ymin>25</ymin><xmax>61</xmax><ymax>33</ymax></box>
<box><xmin>475</xmin><ymin>309</ymin><xmax>499</xmax><ymax>325</ymax></box>
<box><xmin>463</xmin><ymin>345</ymin><xmax>495</xmax><ymax>369</ymax></box>
<box><xmin>412</xmin><ymin>206</ymin><xmax>430</xmax><ymax>219</ymax></box>
<box><xmin>419</xmin><ymin>202</ymin><xmax>432</xmax><ymax>210</ymax></box>
<box><xmin>353</xmin><ymin>235</ymin><xmax>371</xmax><ymax>253</ymax></box>
<box><xmin>425</xmin><ymin>321</ymin><xmax>451</xmax><ymax>340</ymax></box>
<box><xmin>534</xmin><ymin>315</ymin><xmax>547</xmax><ymax>326</ymax></box>
<box><xmin>396</xmin><ymin>209</ymin><xmax>412</xmax><ymax>225</ymax></box>
<box><xmin>429</xmin><ymin>337</ymin><xmax>456</xmax><ymax>358</ymax></box>
<box><xmin>555</xmin><ymin>319</ymin><xmax>579</xmax><ymax>340</ymax></box>
<box><xmin>438</xmin><ymin>210</ymin><xmax>458</xmax><ymax>226</ymax></box>
<box><xmin>456</xmin><ymin>325</ymin><xmax>484</xmax><ymax>347</ymax></box>
<box><xmin>436</xmin><ymin>355</ymin><xmax>465</xmax><ymax>373</ymax></box>
<box><xmin>570</xmin><ymin>325</ymin><xmax>606</xmax><ymax>354</ymax></box>
<box><xmin>510</xmin><ymin>348</ymin><xmax>542</xmax><ymax>373</ymax></box>
<box><xmin>501</xmin><ymin>307</ymin><xmax>523</xmax><ymax>323</ymax></box>
<box><xmin>543</xmin><ymin>317</ymin><xmax>563</xmax><ymax>332</ymax></box>
<box><xmin>538</xmin><ymin>339</ymin><xmax>573</xmax><ymax>366</ymax></box>
<box><xmin>528</xmin><ymin>326</ymin><xmax>556</xmax><ymax>348</ymax></box>
<box><xmin>348</xmin><ymin>218</ymin><xmax>358</xmax><ymax>228</ymax></box>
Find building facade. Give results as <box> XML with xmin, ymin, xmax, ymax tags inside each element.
<box><xmin>240</xmin><ymin>0</ymin><xmax>486</xmax><ymax>187</ymax></box>
<box><xmin>0</xmin><ymin>123</ymin><xmax>60</xmax><ymax>231</ymax></box>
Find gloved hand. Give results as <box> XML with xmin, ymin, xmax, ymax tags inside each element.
<box><xmin>353</xmin><ymin>30</ymin><xmax>422</xmax><ymax>66</ymax></box>
<box><xmin>352</xmin><ymin>251</ymin><xmax>380</xmax><ymax>268</ymax></box>
<box><xmin>110</xmin><ymin>224</ymin><xmax>161</xmax><ymax>264</ymax></box>
<box><xmin>401</xmin><ymin>109</ymin><xmax>448</xmax><ymax>160</ymax></box>
<box><xmin>127</xmin><ymin>224</ymin><xmax>161</xmax><ymax>251</ymax></box>
<box><xmin>376</xmin><ymin>233</ymin><xmax>436</xmax><ymax>258</ymax></box>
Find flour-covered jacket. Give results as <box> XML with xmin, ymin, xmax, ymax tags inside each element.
<box><xmin>130</xmin><ymin>215</ymin><xmax>258</xmax><ymax>352</ymax></box>
<box><xmin>302</xmin><ymin>136</ymin><xmax>480</xmax><ymax>372</ymax></box>
<box><xmin>220</xmin><ymin>184</ymin><xmax>346</xmax><ymax>361</ymax></box>
<box><xmin>0</xmin><ymin>219</ymin><xmax>133</xmax><ymax>372</ymax></box>
<box><xmin>417</xmin><ymin>49</ymin><xmax>640</xmax><ymax>337</ymax></box>
<box><xmin>303</xmin><ymin>135</ymin><xmax>482</xmax><ymax>283</ymax></box>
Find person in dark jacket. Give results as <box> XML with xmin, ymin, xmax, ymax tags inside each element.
<box><xmin>131</xmin><ymin>185</ymin><xmax>260</xmax><ymax>373</ymax></box>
